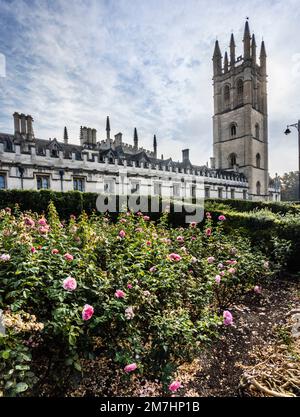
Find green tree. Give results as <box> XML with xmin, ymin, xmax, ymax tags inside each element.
<box><xmin>279</xmin><ymin>171</ymin><xmax>299</xmax><ymax>201</ymax></box>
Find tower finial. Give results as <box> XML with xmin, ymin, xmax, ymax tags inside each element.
<box><xmin>243</xmin><ymin>20</ymin><xmax>251</xmax><ymax>60</ymax></box>
<box><xmin>224</xmin><ymin>51</ymin><xmax>229</xmax><ymax>73</ymax></box>
<box><xmin>153</xmin><ymin>134</ymin><xmax>157</xmax><ymax>158</ymax></box>
<box><xmin>63</xmin><ymin>126</ymin><xmax>68</xmax><ymax>144</ymax></box>
<box><xmin>106</xmin><ymin>116</ymin><xmax>110</xmax><ymax>139</ymax></box>
<box><xmin>251</xmin><ymin>33</ymin><xmax>257</xmax><ymax>64</ymax></box>
<box><xmin>230</xmin><ymin>33</ymin><xmax>236</xmax><ymax>67</ymax></box>
<box><xmin>213</xmin><ymin>40</ymin><xmax>222</xmax><ymax>76</ymax></box>
<box><xmin>260</xmin><ymin>40</ymin><xmax>267</xmax><ymax>74</ymax></box>
<box><xmin>134</xmin><ymin>127</ymin><xmax>138</xmax><ymax>149</ymax></box>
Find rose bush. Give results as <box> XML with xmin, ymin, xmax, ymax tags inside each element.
<box><xmin>0</xmin><ymin>203</ymin><xmax>271</xmax><ymax>396</ymax></box>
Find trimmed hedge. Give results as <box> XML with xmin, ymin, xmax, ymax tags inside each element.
<box><xmin>0</xmin><ymin>189</ymin><xmax>299</xmax><ymax>271</ymax></box>
<box><xmin>206</xmin><ymin>198</ymin><xmax>300</xmax><ymax>215</ymax></box>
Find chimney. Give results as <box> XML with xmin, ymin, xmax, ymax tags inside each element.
<box><xmin>20</xmin><ymin>113</ymin><xmax>26</xmax><ymax>135</ymax></box>
<box><xmin>87</xmin><ymin>127</ymin><xmax>92</xmax><ymax>143</ymax></box>
<box><xmin>13</xmin><ymin>112</ymin><xmax>20</xmax><ymax>135</ymax></box>
<box><xmin>92</xmin><ymin>128</ymin><xmax>97</xmax><ymax>144</ymax></box>
<box><xmin>182</xmin><ymin>148</ymin><xmax>190</xmax><ymax>162</ymax></box>
<box><xmin>82</xmin><ymin>127</ymin><xmax>88</xmax><ymax>144</ymax></box>
<box><xmin>26</xmin><ymin>115</ymin><xmax>34</xmax><ymax>140</ymax></box>
<box><xmin>114</xmin><ymin>132</ymin><xmax>122</xmax><ymax>147</ymax></box>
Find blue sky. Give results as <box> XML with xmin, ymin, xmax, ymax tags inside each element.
<box><xmin>0</xmin><ymin>0</ymin><xmax>300</xmax><ymax>175</ymax></box>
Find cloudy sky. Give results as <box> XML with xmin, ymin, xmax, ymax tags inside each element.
<box><xmin>0</xmin><ymin>0</ymin><xmax>299</xmax><ymax>175</ymax></box>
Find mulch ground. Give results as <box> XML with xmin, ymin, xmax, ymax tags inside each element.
<box><xmin>187</xmin><ymin>276</ymin><xmax>300</xmax><ymax>396</ymax></box>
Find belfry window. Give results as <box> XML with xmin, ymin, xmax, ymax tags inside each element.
<box><xmin>230</xmin><ymin>123</ymin><xmax>237</xmax><ymax>137</ymax></box>
<box><xmin>224</xmin><ymin>85</ymin><xmax>230</xmax><ymax>109</ymax></box>
<box><xmin>256</xmin><ymin>181</ymin><xmax>261</xmax><ymax>195</ymax></box>
<box><xmin>256</xmin><ymin>153</ymin><xmax>261</xmax><ymax>168</ymax></box>
<box><xmin>229</xmin><ymin>153</ymin><xmax>237</xmax><ymax>168</ymax></box>
<box><xmin>255</xmin><ymin>123</ymin><xmax>260</xmax><ymax>139</ymax></box>
<box><xmin>237</xmin><ymin>79</ymin><xmax>244</xmax><ymax>105</ymax></box>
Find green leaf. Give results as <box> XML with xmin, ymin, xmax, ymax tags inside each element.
<box><xmin>15</xmin><ymin>382</ymin><xmax>28</xmax><ymax>393</ymax></box>
<box><xmin>74</xmin><ymin>362</ymin><xmax>82</xmax><ymax>372</ymax></box>
<box><xmin>1</xmin><ymin>350</ymin><xmax>10</xmax><ymax>359</ymax></box>
<box><xmin>15</xmin><ymin>365</ymin><xmax>30</xmax><ymax>371</ymax></box>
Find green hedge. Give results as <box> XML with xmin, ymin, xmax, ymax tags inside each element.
<box><xmin>0</xmin><ymin>189</ymin><xmax>299</xmax><ymax>271</ymax></box>
<box><xmin>206</xmin><ymin>198</ymin><xmax>300</xmax><ymax>215</ymax></box>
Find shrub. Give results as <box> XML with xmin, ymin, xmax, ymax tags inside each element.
<box><xmin>0</xmin><ymin>203</ymin><xmax>271</xmax><ymax>396</ymax></box>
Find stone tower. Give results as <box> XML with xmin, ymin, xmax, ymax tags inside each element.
<box><xmin>212</xmin><ymin>21</ymin><xmax>268</xmax><ymax>200</ymax></box>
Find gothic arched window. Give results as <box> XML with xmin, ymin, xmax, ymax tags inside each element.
<box><xmin>256</xmin><ymin>153</ymin><xmax>261</xmax><ymax>168</ymax></box>
<box><xmin>230</xmin><ymin>123</ymin><xmax>237</xmax><ymax>137</ymax></box>
<box><xmin>255</xmin><ymin>123</ymin><xmax>260</xmax><ymax>139</ymax></box>
<box><xmin>256</xmin><ymin>181</ymin><xmax>261</xmax><ymax>195</ymax></box>
<box><xmin>229</xmin><ymin>153</ymin><xmax>237</xmax><ymax>168</ymax></box>
<box><xmin>237</xmin><ymin>79</ymin><xmax>244</xmax><ymax>105</ymax></box>
<box><xmin>224</xmin><ymin>85</ymin><xmax>230</xmax><ymax>109</ymax></box>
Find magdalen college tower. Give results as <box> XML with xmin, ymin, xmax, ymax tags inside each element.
<box><xmin>212</xmin><ymin>20</ymin><xmax>269</xmax><ymax>200</ymax></box>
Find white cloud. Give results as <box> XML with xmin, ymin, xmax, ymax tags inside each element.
<box><xmin>0</xmin><ymin>0</ymin><xmax>299</xmax><ymax>175</ymax></box>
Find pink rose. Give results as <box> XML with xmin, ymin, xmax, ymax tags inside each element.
<box><xmin>70</xmin><ymin>214</ymin><xmax>76</xmax><ymax>220</ymax></box>
<box><xmin>137</xmin><ymin>211</ymin><xmax>143</xmax><ymax>216</ymax></box>
<box><xmin>120</xmin><ymin>218</ymin><xmax>127</xmax><ymax>223</ymax></box>
<box><xmin>220</xmin><ymin>271</ymin><xmax>225</xmax><ymax>276</ymax></box>
<box><xmin>149</xmin><ymin>266</ymin><xmax>157</xmax><ymax>273</ymax></box>
<box><xmin>168</xmin><ymin>253</ymin><xmax>182</xmax><ymax>262</ymax></box>
<box><xmin>143</xmin><ymin>290</ymin><xmax>150</xmax><ymax>297</ymax></box>
<box><xmin>124</xmin><ymin>363</ymin><xmax>137</xmax><ymax>372</ymax></box>
<box><xmin>223</xmin><ymin>310</ymin><xmax>233</xmax><ymax>326</ymax></box>
<box><xmin>143</xmin><ymin>215</ymin><xmax>150</xmax><ymax>221</ymax></box>
<box><xmin>254</xmin><ymin>285</ymin><xmax>262</xmax><ymax>294</ymax></box>
<box><xmin>24</xmin><ymin>217</ymin><xmax>35</xmax><ymax>227</ymax></box>
<box><xmin>39</xmin><ymin>226</ymin><xmax>49</xmax><ymax>234</ymax></box>
<box><xmin>190</xmin><ymin>222</ymin><xmax>197</xmax><ymax>228</ymax></box>
<box><xmin>0</xmin><ymin>254</ymin><xmax>10</xmax><ymax>261</ymax></box>
<box><xmin>206</xmin><ymin>212</ymin><xmax>212</xmax><ymax>219</ymax></box>
<box><xmin>115</xmin><ymin>289</ymin><xmax>125</xmax><ymax>298</ymax></box>
<box><xmin>30</xmin><ymin>247</ymin><xmax>36</xmax><ymax>253</ymax></box>
<box><xmin>207</xmin><ymin>256</ymin><xmax>215</xmax><ymax>264</ymax></box>
<box><xmin>64</xmin><ymin>253</ymin><xmax>73</xmax><ymax>261</ymax></box>
<box><xmin>38</xmin><ymin>218</ymin><xmax>47</xmax><ymax>226</ymax></box>
<box><xmin>82</xmin><ymin>304</ymin><xmax>94</xmax><ymax>321</ymax></box>
<box><xmin>119</xmin><ymin>230</ymin><xmax>126</xmax><ymax>238</ymax></box>
<box><xmin>215</xmin><ymin>275</ymin><xmax>221</xmax><ymax>284</ymax></box>
<box><xmin>135</xmin><ymin>227</ymin><xmax>143</xmax><ymax>232</ymax></box>
<box><xmin>176</xmin><ymin>236</ymin><xmax>184</xmax><ymax>243</ymax></box>
<box><xmin>191</xmin><ymin>256</ymin><xmax>197</xmax><ymax>264</ymax></box>
<box><xmin>218</xmin><ymin>263</ymin><xmax>224</xmax><ymax>269</ymax></box>
<box><xmin>146</xmin><ymin>241</ymin><xmax>151</xmax><ymax>246</ymax></box>
<box><xmin>63</xmin><ymin>276</ymin><xmax>77</xmax><ymax>291</ymax></box>
<box><xmin>205</xmin><ymin>228</ymin><xmax>211</xmax><ymax>236</ymax></box>
<box><xmin>228</xmin><ymin>267</ymin><xmax>236</xmax><ymax>274</ymax></box>
<box><xmin>168</xmin><ymin>381</ymin><xmax>182</xmax><ymax>392</ymax></box>
<box><xmin>127</xmin><ymin>283</ymin><xmax>133</xmax><ymax>289</ymax></box>
<box><xmin>218</xmin><ymin>215</ymin><xmax>226</xmax><ymax>221</ymax></box>
<box><xmin>52</xmin><ymin>249</ymin><xmax>59</xmax><ymax>254</ymax></box>
<box><xmin>191</xmin><ymin>236</ymin><xmax>196</xmax><ymax>241</ymax></box>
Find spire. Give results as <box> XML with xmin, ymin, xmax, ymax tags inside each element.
<box><xmin>243</xmin><ymin>20</ymin><xmax>251</xmax><ymax>60</ymax></box>
<box><xmin>251</xmin><ymin>33</ymin><xmax>257</xmax><ymax>64</ymax></box>
<box><xmin>230</xmin><ymin>33</ymin><xmax>235</xmax><ymax>67</ymax></box>
<box><xmin>106</xmin><ymin>116</ymin><xmax>110</xmax><ymax>139</ymax></box>
<box><xmin>63</xmin><ymin>126</ymin><xmax>68</xmax><ymax>144</ymax></box>
<box><xmin>260</xmin><ymin>40</ymin><xmax>267</xmax><ymax>74</ymax></box>
<box><xmin>134</xmin><ymin>127</ymin><xmax>138</xmax><ymax>149</ymax></box>
<box><xmin>224</xmin><ymin>51</ymin><xmax>229</xmax><ymax>73</ymax></box>
<box><xmin>212</xmin><ymin>40</ymin><xmax>222</xmax><ymax>76</ymax></box>
<box><xmin>79</xmin><ymin>126</ymin><xmax>83</xmax><ymax>145</ymax></box>
<box><xmin>153</xmin><ymin>134</ymin><xmax>157</xmax><ymax>158</ymax></box>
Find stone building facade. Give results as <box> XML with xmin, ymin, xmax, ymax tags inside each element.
<box><xmin>212</xmin><ymin>21</ymin><xmax>272</xmax><ymax>200</ymax></box>
<box><xmin>0</xmin><ymin>21</ymin><xmax>280</xmax><ymax>202</ymax></box>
